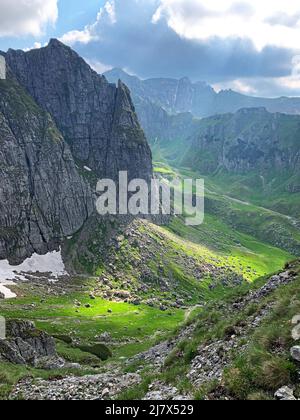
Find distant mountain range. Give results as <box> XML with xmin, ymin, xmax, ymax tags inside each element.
<box><xmin>105</xmin><ymin>69</ymin><xmax>300</xmax><ymax>218</ymax></box>
<box><xmin>104</xmin><ymin>68</ymin><xmax>300</xmax><ymax>118</ymax></box>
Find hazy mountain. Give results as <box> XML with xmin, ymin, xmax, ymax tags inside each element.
<box><xmin>105</xmin><ymin>68</ymin><xmax>300</xmax><ymax>119</ymax></box>
<box><xmin>182</xmin><ymin>107</ymin><xmax>300</xmax><ymax>194</ymax></box>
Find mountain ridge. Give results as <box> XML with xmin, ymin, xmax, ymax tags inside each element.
<box><xmin>105</xmin><ymin>68</ymin><xmax>300</xmax><ymax>119</ymax></box>
<box><xmin>0</xmin><ymin>40</ymin><xmax>153</xmax><ymax>263</ymax></box>
<box><xmin>5</xmin><ymin>40</ymin><xmax>152</xmax><ymax>183</ymax></box>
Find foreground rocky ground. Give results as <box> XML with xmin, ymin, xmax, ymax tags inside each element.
<box><xmin>2</xmin><ymin>261</ymin><xmax>299</xmax><ymax>400</ymax></box>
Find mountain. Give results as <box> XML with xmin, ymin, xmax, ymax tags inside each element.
<box><xmin>180</xmin><ymin>107</ymin><xmax>300</xmax><ymax>219</ymax></box>
<box><xmin>0</xmin><ymin>40</ymin><xmax>153</xmax><ymax>263</ymax></box>
<box><xmin>183</xmin><ymin>107</ymin><xmax>300</xmax><ymax>178</ymax></box>
<box><xmin>1</xmin><ymin>44</ymin><xmax>300</xmax><ymax>403</ymax></box>
<box><xmin>105</xmin><ymin>68</ymin><xmax>300</xmax><ymax>119</ymax></box>
<box><xmin>5</xmin><ymin>40</ymin><xmax>152</xmax><ymax>183</ymax></box>
<box><xmin>0</xmin><ymin>72</ymin><xmax>93</xmax><ymax>263</ymax></box>
<box><xmin>104</xmin><ymin>68</ymin><xmax>216</xmax><ymax>117</ymax></box>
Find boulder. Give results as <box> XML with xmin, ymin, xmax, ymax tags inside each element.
<box><xmin>275</xmin><ymin>386</ymin><xmax>296</xmax><ymax>401</ymax></box>
<box><xmin>0</xmin><ymin>320</ymin><xmax>57</xmax><ymax>366</ymax></box>
<box><xmin>291</xmin><ymin>346</ymin><xmax>300</xmax><ymax>362</ymax></box>
<box><xmin>97</xmin><ymin>332</ymin><xmax>112</xmax><ymax>343</ymax></box>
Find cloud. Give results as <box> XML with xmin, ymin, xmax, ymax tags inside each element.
<box><xmin>56</xmin><ymin>0</ymin><xmax>300</xmax><ymax>96</ymax></box>
<box><xmin>85</xmin><ymin>58</ymin><xmax>113</xmax><ymax>74</ymax></box>
<box><xmin>0</xmin><ymin>0</ymin><xmax>58</xmax><ymax>37</ymax></box>
<box><xmin>60</xmin><ymin>28</ymin><xmax>97</xmax><ymax>45</ymax></box>
<box><xmin>60</xmin><ymin>0</ymin><xmax>116</xmax><ymax>46</ymax></box>
<box><xmin>23</xmin><ymin>42</ymin><xmax>43</xmax><ymax>52</ymax></box>
<box><xmin>153</xmin><ymin>0</ymin><xmax>300</xmax><ymax>51</ymax></box>
<box><xmin>266</xmin><ymin>12</ymin><xmax>300</xmax><ymax>28</ymax></box>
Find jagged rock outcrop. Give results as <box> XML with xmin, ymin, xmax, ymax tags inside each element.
<box><xmin>5</xmin><ymin>40</ymin><xmax>152</xmax><ymax>183</ymax></box>
<box><xmin>105</xmin><ymin>69</ymin><xmax>219</xmax><ymax>117</ymax></box>
<box><xmin>0</xmin><ymin>40</ymin><xmax>153</xmax><ymax>263</ymax></box>
<box><xmin>0</xmin><ymin>320</ymin><xmax>56</xmax><ymax>366</ymax></box>
<box><xmin>0</xmin><ymin>73</ymin><xmax>93</xmax><ymax>263</ymax></box>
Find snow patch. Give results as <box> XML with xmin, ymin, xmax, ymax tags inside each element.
<box><xmin>0</xmin><ymin>282</ymin><xmax>16</xmax><ymax>299</ymax></box>
<box><xmin>84</xmin><ymin>166</ymin><xmax>92</xmax><ymax>172</ymax></box>
<box><xmin>0</xmin><ymin>250</ymin><xmax>68</xmax><ymax>299</ymax></box>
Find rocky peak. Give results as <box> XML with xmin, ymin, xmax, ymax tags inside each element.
<box><xmin>5</xmin><ymin>40</ymin><xmax>152</xmax><ymax>183</ymax></box>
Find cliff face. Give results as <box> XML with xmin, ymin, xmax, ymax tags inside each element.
<box><xmin>105</xmin><ymin>68</ymin><xmax>216</xmax><ymax>118</ymax></box>
<box><xmin>0</xmin><ymin>40</ymin><xmax>153</xmax><ymax>263</ymax></box>
<box><xmin>0</xmin><ymin>74</ymin><xmax>93</xmax><ymax>263</ymax></box>
<box><xmin>182</xmin><ymin>108</ymin><xmax>300</xmax><ymax>177</ymax></box>
<box><xmin>5</xmin><ymin>39</ymin><xmax>152</xmax><ymax>183</ymax></box>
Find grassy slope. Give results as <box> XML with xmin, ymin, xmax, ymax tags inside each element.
<box><xmin>153</xmin><ymin>160</ymin><xmax>296</xmax><ymax>278</ymax></box>
<box><xmin>119</xmin><ymin>260</ymin><xmax>300</xmax><ymax>400</ymax></box>
<box><xmin>0</xmin><ymin>279</ymin><xmax>184</xmax><ymax>398</ymax></box>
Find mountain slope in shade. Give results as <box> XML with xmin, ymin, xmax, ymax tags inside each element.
<box><xmin>182</xmin><ymin>107</ymin><xmax>300</xmax><ymax>177</ymax></box>
<box><xmin>0</xmin><ymin>73</ymin><xmax>93</xmax><ymax>263</ymax></box>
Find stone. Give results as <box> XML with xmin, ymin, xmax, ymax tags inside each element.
<box><xmin>290</xmin><ymin>346</ymin><xmax>300</xmax><ymax>362</ymax></box>
<box><xmin>275</xmin><ymin>386</ymin><xmax>296</xmax><ymax>401</ymax></box>
<box><xmin>292</xmin><ymin>315</ymin><xmax>300</xmax><ymax>341</ymax></box>
<box><xmin>11</xmin><ymin>373</ymin><xmax>141</xmax><ymax>400</ymax></box>
<box><xmin>0</xmin><ymin>320</ymin><xmax>57</xmax><ymax>366</ymax></box>
<box><xmin>101</xmin><ymin>388</ymin><xmax>110</xmax><ymax>398</ymax></box>
<box><xmin>97</xmin><ymin>332</ymin><xmax>112</xmax><ymax>343</ymax></box>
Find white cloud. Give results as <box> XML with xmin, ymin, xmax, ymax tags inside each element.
<box><xmin>23</xmin><ymin>42</ymin><xmax>43</xmax><ymax>52</ymax></box>
<box><xmin>60</xmin><ymin>0</ymin><xmax>116</xmax><ymax>46</ymax></box>
<box><xmin>214</xmin><ymin>79</ymin><xmax>258</xmax><ymax>95</ymax></box>
<box><xmin>0</xmin><ymin>0</ymin><xmax>58</xmax><ymax>37</ymax></box>
<box><xmin>85</xmin><ymin>58</ymin><xmax>113</xmax><ymax>74</ymax></box>
<box><xmin>60</xmin><ymin>29</ymin><xmax>97</xmax><ymax>46</ymax></box>
<box><xmin>153</xmin><ymin>0</ymin><xmax>300</xmax><ymax>51</ymax></box>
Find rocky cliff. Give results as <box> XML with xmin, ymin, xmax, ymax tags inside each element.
<box><xmin>0</xmin><ymin>72</ymin><xmax>93</xmax><ymax>263</ymax></box>
<box><xmin>105</xmin><ymin>68</ymin><xmax>216</xmax><ymax>117</ymax></box>
<box><xmin>5</xmin><ymin>40</ymin><xmax>152</xmax><ymax>183</ymax></box>
<box><xmin>0</xmin><ymin>40</ymin><xmax>153</xmax><ymax>263</ymax></box>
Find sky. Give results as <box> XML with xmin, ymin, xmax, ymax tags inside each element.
<box><xmin>1</xmin><ymin>0</ymin><xmax>300</xmax><ymax>97</ymax></box>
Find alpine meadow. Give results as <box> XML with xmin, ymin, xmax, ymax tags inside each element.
<box><xmin>0</xmin><ymin>0</ymin><xmax>300</xmax><ymax>404</ymax></box>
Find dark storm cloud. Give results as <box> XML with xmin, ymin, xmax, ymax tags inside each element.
<box><xmin>69</xmin><ymin>0</ymin><xmax>295</xmax><ymax>83</ymax></box>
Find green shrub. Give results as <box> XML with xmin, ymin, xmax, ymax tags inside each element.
<box><xmin>247</xmin><ymin>392</ymin><xmax>271</xmax><ymax>401</ymax></box>
<box><xmin>53</xmin><ymin>335</ymin><xmax>73</xmax><ymax>345</ymax></box>
<box><xmin>255</xmin><ymin>358</ymin><xmax>296</xmax><ymax>391</ymax></box>
<box><xmin>78</xmin><ymin>344</ymin><xmax>112</xmax><ymax>361</ymax></box>
<box><xmin>223</xmin><ymin>367</ymin><xmax>252</xmax><ymax>400</ymax></box>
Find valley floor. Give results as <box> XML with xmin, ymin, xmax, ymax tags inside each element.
<box><xmin>0</xmin><ymin>161</ymin><xmax>299</xmax><ymax>401</ymax></box>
